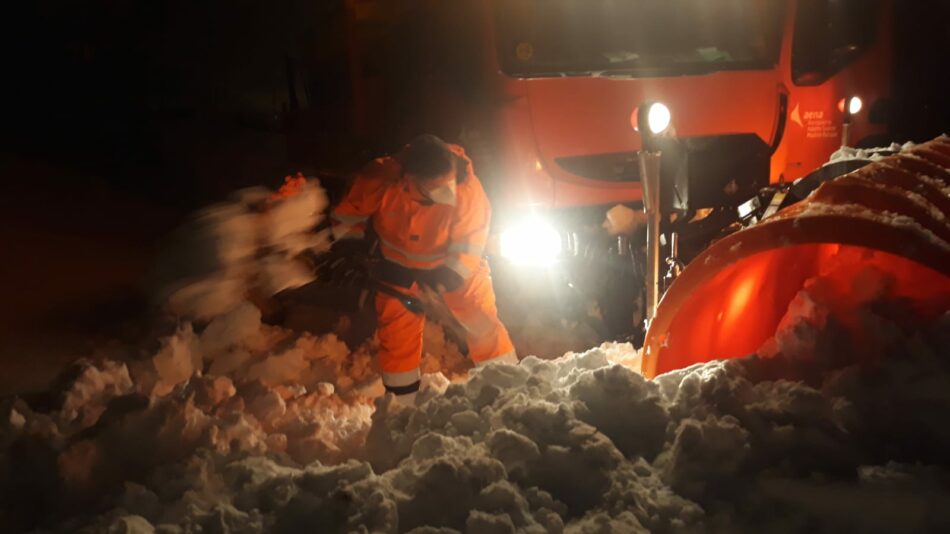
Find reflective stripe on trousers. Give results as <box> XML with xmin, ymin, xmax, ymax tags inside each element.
<box><xmin>381</xmin><ymin>368</ymin><xmax>421</xmax><ymax>395</ymax></box>
<box><xmin>374</xmin><ymin>260</ymin><xmax>515</xmax><ymax>383</ymax></box>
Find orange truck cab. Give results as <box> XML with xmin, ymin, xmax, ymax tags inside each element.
<box><xmin>337</xmin><ymin>0</ymin><xmax>894</xmax><ymax>338</ymax></box>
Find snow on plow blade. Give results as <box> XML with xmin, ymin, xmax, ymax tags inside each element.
<box><xmin>642</xmin><ymin>136</ymin><xmax>950</xmax><ymax>378</ymax></box>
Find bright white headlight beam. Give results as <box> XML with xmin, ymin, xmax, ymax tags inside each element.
<box><xmin>647</xmin><ymin>102</ymin><xmax>671</xmax><ymax>134</ymax></box>
<box><xmin>499</xmin><ymin>217</ymin><xmax>562</xmax><ymax>266</ymax></box>
<box><xmin>848</xmin><ymin>96</ymin><xmax>863</xmax><ymax>115</ymax></box>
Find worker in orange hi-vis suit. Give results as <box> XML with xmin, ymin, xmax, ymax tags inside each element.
<box><xmin>331</xmin><ymin>135</ymin><xmax>517</xmax><ymax>404</ymax></box>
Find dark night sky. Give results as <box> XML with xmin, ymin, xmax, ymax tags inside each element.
<box><xmin>0</xmin><ymin>1</ymin><xmax>349</xmax><ymax>371</ymax></box>
<box><xmin>5</xmin><ymin>0</ymin><xmax>349</xmax><ymax>206</ymax></box>
<box><xmin>2</xmin><ymin>0</ymin><xmax>948</xmax><ymax>210</ymax></box>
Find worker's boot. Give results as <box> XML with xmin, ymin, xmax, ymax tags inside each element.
<box><xmin>393</xmin><ymin>391</ymin><xmax>417</xmax><ymax>406</ymax></box>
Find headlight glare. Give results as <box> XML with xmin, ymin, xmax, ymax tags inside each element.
<box><xmin>647</xmin><ymin>102</ymin><xmax>672</xmax><ymax>134</ymax></box>
<box><xmin>848</xmin><ymin>96</ymin><xmax>863</xmax><ymax>114</ymax></box>
<box><xmin>499</xmin><ymin>217</ymin><xmax>561</xmax><ymax>266</ymax></box>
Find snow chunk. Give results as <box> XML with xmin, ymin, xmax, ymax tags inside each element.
<box><xmin>829</xmin><ymin>142</ymin><xmax>903</xmax><ymax>163</ymax></box>
<box><xmin>155</xmin><ymin>178</ymin><xmax>329</xmax><ymax>322</ymax></box>
<box><xmin>151</xmin><ymin>325</ymin><xmax>201</xmax><ymax>397</ymax></box>
<box><xmin>569</xmin><ymin>364</ymin><xmax>668</xmax><ymax>459</ymax></box>
<box><xmin>602</xmin><ymin>204</ymin><xmax>646</xmax><ymax>236</ymax></box>
<box><xmin>199</xmin><ymin>302</ymin><xmax>266</xmax><ymax>358</ymax></box>
<box><xmin>58</xmin><ymin>359</ymin><xmax>135</xmax><ymax>431</ymax></box>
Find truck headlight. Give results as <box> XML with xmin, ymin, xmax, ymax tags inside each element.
<box><xmin>838</xmin><ymin>96</ymin><xmax>863</xmax><ymax>115</ymax></box>
<box><xmin>646</xmin><ymin>102</ymin><xmax>671</xmax><ymax>134</ymax></box>
<box><xmin>633</xmin><ymin>101</ymin><xmax>672</xmax><ymax>152</ymax></box>
<box><xmin>499</xmin><ymin>217</ymin><xmax>561</xmax><ymax>266</ymax></box>
<box><xmin>848</xmin><ymin>96</ymin><xmax>863</xmax><ymax>115</ymax></box>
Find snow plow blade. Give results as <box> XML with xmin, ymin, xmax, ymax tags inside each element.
<box><xmin>641</xmin><ymin>136</ymin><xmax>950</xmax><ymax>378</ymax></box>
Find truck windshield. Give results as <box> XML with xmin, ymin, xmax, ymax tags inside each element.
<box><xmin>496</xmin><ymin>0</ymin><xmax>784</xmax><ymax>77</ymax></box>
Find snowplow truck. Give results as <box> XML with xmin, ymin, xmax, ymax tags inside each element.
<box><xmin>305</xmin><ymin>0</ymin><xmax>895</xmax><ymax>340</ymax></box>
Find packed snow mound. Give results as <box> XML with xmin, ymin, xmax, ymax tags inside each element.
<box><xmin>0</xmin><ymin>295</ymin><xmax>479</xmax><ymax>532</ymax></box>
<box><xmin>4</xmin><ymin>269</ymin><xmax>950</xmax><ymax>532</ymax></box>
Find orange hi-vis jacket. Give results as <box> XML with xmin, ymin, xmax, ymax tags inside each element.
<box><xmin>330</xmin><ymin>144</ymin><xmax>516</xmax><ymax>396</ymax></box>
<box><xmin>331</xmin><ymin>144</ymin><xmax>489</xmax><ymax>279</ymax></box>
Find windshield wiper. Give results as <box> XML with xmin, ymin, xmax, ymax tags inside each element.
<box><xmin>513</xmin><ymin>69</ymin><xmax>610</xmax><ymax>78</ymax></box>
<box><xmin>511</xmin><ymin>59</ymin><xmax>772</xmax><ymax>79</ymax></box>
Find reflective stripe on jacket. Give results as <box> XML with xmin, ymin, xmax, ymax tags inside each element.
<box><xmin>331</xmin><ymin>144</ymin><xmax>490</xmax><ymax>278</ymax></box>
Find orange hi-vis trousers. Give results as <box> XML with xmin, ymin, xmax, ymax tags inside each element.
<box><xmin>376</xmin><ymin>260</ymin><xmax>516</xmax><ymax>395</ymax></box>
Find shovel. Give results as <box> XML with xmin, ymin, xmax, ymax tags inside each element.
<box><xmin>363</xmin><ymin>277</ymin><xmax>469</xmax><ymax>343</ymax></box>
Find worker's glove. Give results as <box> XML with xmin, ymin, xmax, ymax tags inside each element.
<box><xmin>330</xmin><ymin>237</ymin><xmax>372</xmax><ymax>258</ymax></box>
<box><xmin>316</xmin><ymin>238</ymin><xmax>373</xmax><ymax>285</ymax></box>
<box><xmin>418</xmin><ymin>265</ymin><xmax>464</xmax><ymax>292</ymax></box>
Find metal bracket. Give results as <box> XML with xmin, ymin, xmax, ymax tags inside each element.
<box><xmin>762</xmin><ymin>190</ymin><xmax>788</xmax><ymax>220</ymax></box>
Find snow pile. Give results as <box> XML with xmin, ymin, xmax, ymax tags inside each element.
<box><xmin>5</xmin><ymin>266</ymin><xmax>950</xmax><ymax>532</ymax></box>
<box><xmin>829</xmin><ymin>142</ymin><xmax>908</xmax><ymax>163</ymax></box>
<box><xmin>796</xmin><ymin>136</ymin><xmax>950</xmax><ymax>254</ymax></box>
<box><xmin>154</xmin><ymin>174</ymin><xmax>330</xmax><ymax>321</ymax></box>
<box><xmin>0</xmin><ymin>289</ymin><xmax>492</xmax><ymax>532</ymax></box>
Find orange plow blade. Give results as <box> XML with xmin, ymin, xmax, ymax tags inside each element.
<box><xmin>641</xmin><ymin>136</ymin><xmax>950</xmax><ymax>378</ymax></box>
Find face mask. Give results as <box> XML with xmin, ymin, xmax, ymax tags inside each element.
<box><xmin>422</xmin><ymin>179</ymin><xmax>457</xmax><ymax>206</ymax></box>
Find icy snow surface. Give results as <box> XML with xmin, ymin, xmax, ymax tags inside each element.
<box><xmin>828</xmin><ymin>142</ymin><xmax>909</xmax><ymax>163</ymax></box>
<box><xmin>4</xmin><ymin>278</ymin><xmax>950</xmax><ymax>532</ymax></box>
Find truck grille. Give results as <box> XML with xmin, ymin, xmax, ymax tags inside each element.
<box><xmin>554</xmin><ymin>152</ymin><xmax>640</xmax><ymax>182</ymax></box>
